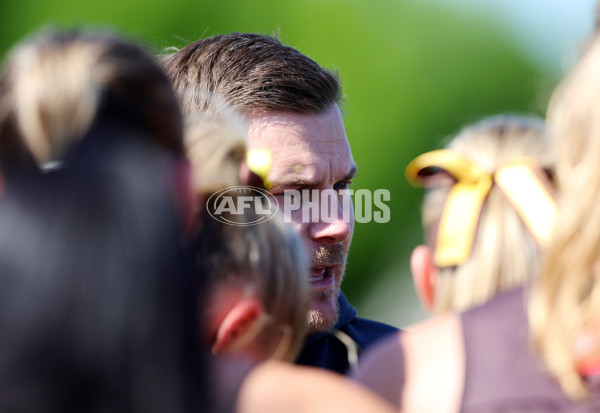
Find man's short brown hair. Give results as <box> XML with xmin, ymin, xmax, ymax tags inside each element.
<box><xmin>161</xmin><ymin>33</ymin><xmax>342</xmax><ymax>116</ymax></box>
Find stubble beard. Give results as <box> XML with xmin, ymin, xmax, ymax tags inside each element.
<box><xmin>306</xmin><ymin>290</ymin><xmax>340</xmax><ymax>334</ymax></box>
<box><xmin>305</xmin><ymin>245</ymin><xmax>345</xmax><ymax>335</ymax></box>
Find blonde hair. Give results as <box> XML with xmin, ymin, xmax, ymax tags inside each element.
<box><xmin>530</xmin><ymin>34</ymin><xmax>600</xmax><ymax>400</ymax></box>
<box><xmin>421</xmin><ymin>115</ymin><xmax>552</xmax><ymax>314</ymax></box>
<box><xmin>184</xmin><ymin>107</ymin><xmax>246</xmax><ymax>198</ymax></box>
<box><xmin>3</xmin><ymin>35</ymin><xmax>100</xmax><ymax>164</ymax></box>
<box><xmin>0</xmin><ymin>28</ymin><xmax>183</xmax><ymax>173</ymax></box>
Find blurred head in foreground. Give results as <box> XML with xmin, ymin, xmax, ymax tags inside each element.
<box><xmin>406</xmin><ymin>115</ymin><xmax>555</xmax><ymax>314</ymax></box>
<box><xmin>0</xmin><ymin>27</ymin><xmax>205</xmax><ymax>412</ymax></box>
<box><xmin>183</xmin><ymin>103</ymin><xmax>307</xmax><ymax>363</ymax></box>
<box><xmin>195</xmin><ymin>204</ymin><xmax>309</xmax><ymax>363</ymax></box>
<box><xmin>0</xmin><ymin>137</ymin><xmax>203</xmax><ymax>413</ymax></box>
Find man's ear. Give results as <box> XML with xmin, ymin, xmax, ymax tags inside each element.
<box><xmin>410</xmin><ymin>245</ymin><xmax>438</xmax><ymax>312</ymax></box>
<box><xmin>212</xmin><ymin>298</ymin><xmax>265</xmax><ymax>356</ymax></box>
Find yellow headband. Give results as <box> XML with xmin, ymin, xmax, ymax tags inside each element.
<box><xmin>405</xmin><ymin>149</ymin><xmax>556</xmax><ymax>267</ymax></box>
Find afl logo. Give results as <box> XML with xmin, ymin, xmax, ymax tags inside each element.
<box><xmin>206</xmin><ymin>186</ymin><xmax>279</xmax><ymax>226</ymax></box>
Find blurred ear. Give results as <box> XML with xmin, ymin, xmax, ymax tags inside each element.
<box><xmin>410</xmin><ymin>245</ymin><xmax>437</xmax><ymax>312</ymax></box>
<box><xmin>212</xmin><ymin>298</ymin><xmax>265</xmax><ymax>356</ymax></box>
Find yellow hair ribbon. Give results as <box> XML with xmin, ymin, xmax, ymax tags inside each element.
<box><xmin>406</xmin><ymin>150</ymin><xmax>492</xmax><ymax>267</ymax></box>
<box><xmin>246</xmin><ymin>149</ymin><xmax>272</xmax><ymax>188</ymax></box>
<box><xmin>495</xmin><ymin>161</ymin><xmax>556</xmax><ymax>245</ymax></box>
<box><xmin>405</xmin><ymin>150</ymin><xmax>556</xmax><ymax>267</ymax></box>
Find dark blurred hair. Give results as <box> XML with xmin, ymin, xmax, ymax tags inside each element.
<box><xmin>161</xmin><ymin>32</ymin><xmax>342</xmax><ymax>116</ymax></box>
<box><xmin>0</xmin><ymin>133</ymin><xmax>205</xmax><ymax>413</ymax></box>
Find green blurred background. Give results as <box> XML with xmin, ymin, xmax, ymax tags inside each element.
<box><xmin>1</xmin><ymin>0</ymin><xmax>594</xmax><ymax>327</ymax></box>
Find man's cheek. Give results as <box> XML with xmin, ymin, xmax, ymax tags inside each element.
<box><xmin>281</xmin><ymin>190</ymin><xmax>302</xmax><ymax>224</ymax></box>
<box><xmin>340</xmin><ymin>191</ymin><xmax>354</xmax><ymax>224</ymax></box>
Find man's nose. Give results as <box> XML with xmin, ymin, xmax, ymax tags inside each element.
<box><xmin>307</xmin><ymin>191</ymin><xmax>353</xmax><ymax>244</ymax></box>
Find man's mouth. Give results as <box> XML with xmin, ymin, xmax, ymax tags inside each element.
<box><xmin>310</xmin><ymin>266</ymin><xmax>334</xmax><ymax>285</ymax></box>
<box><xmin>310</xmin><ymin>245</ymin><xmax>345</xmax><ymax>287</ymax></box>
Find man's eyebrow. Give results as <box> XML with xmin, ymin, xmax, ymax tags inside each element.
<box><xmin>270</xmin><ymin>177</ymin><xmax>319</xmax><ymax>191</ymax></box>
<box><xmin>271</xmin><ymin>165</ymin><xmax>358</xmax><ymax>191</ymax></box>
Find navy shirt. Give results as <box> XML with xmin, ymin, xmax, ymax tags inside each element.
<box><xmin>295</xmin><ymin>292</ymin><xmax>399</xmax><ymax>375</ymax></box>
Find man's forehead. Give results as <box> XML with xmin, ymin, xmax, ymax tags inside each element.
<box><xmin>244</xmin><ymin>106</ymin><xmax>354</xmax><ymax>183</ymax></box>
<box><xmin>245</xmin><ymin>105</ymin><xmax>348</xmax><ymax>143</ymax></box>
<box><xmin>256</xmin><ymin>135</ymin><xmax>354</xmax><ymax>183</ymax></box>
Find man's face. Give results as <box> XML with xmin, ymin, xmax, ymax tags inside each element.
<box><xmin>245</xmin><ymin>104</ymin><xmax>356</xmax><ymax>334</ymax></box>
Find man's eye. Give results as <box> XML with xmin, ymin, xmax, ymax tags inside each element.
<box><xmin>268</xmin><ymin>189</ymin><xmax>284</xmax><ymax>197</ymax></box>
<box><xmin>333</xmin><ymin>180</ymin><xmax>352</xmax><ymax>191</ymax></box>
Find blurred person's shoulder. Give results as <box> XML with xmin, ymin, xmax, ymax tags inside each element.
<box><xmin>351</xmin><ymin>329</ymin><xmax>405</xmax><ymax>408</ymax></box>
<box><xmin>354</xmin><ymin>312</ymin><xmax>463</xmax><ymax>413</ymax></box>
<box><xmin>459</xmin><ymin>287</ymin><xmax>600</xmax><ymax>412</ymax></box>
